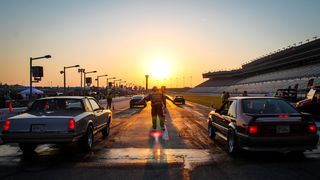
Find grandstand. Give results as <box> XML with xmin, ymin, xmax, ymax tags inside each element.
<box><xmin>191</xmin><ymin>37</ymin><xmax>320</xmax><ymax>94</ymax></box>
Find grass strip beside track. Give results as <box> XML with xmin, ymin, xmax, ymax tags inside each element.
<box><xmin>168</xmin><ymin>94</ymin><xmax>222</xmax><ymax>108</ymax></box>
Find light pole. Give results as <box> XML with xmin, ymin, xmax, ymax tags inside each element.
<box><xmin>61</xmin><ymin>65</ymin><xmax>80</xmax><ymax>95</ymax></box>
<box><xmin>114</xmin><ymin>79</ymin><xmax>122</xmax><ymax>88</ymax></box>
<box><xmin>95</xmin><ymin>74</ymin><xmax>108</xmax><ymax>89</ymax></box>
<box><xmin>145</xmin><ymin>75</ymin><xmax>149</xmax><ymax>93</ymax></box>
<box><xmin>106</xmin><ymin>77</ymin><xmax>116</xmax><ymax>88</ymax></box>
<box><xmin>78</xmin><ymin>68</ymin><xmax>85</xmax><ymax>91</ymax></box>
<box><xmin>83</xmin><ymin>70</ymin><xmax>97</xmax><ymax>95</ymax></box>
<box><xmin>30</xmin><ymin>55</ymin><xmax>51</xmax><ymax>99</ymax></box>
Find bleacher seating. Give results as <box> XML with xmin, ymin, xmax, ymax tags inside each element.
<box><xmin>192</xmin><ymin>38</ymin><xmax>320</xmax><ymax>94</ymax></box>
<box><xmin>190</xmin><ymin>76</ymin><xmax>320</xmax><ymax>94</ymax></box>
<box><xmin>237</xmin><ymin>63</ymin><xmax>320</xmax><ymax>84</ymax></box>
<box><xmin>196</xmin><ymin>78</ymin><xmax>241</xmax><ymax>87</ymax></box>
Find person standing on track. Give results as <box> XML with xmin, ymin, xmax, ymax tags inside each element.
<box><xmin>143</xmin><ymin>86</ymin><xmax>166</xmax><ymax>131</ymax></box>
<box><xmin>106</xmin><ymin>93</ymin><xmax>113</xmax><ymax>110</ymax></box>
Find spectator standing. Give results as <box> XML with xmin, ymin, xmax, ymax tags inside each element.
<box><xmin>0</xmin><ymin>94</ymin><xmax>5</xmax><ymax>108</ymax></box>
<box><xmin>106</xmin><ymin>93</ymin><xmax>113</xmax><ymax>109</ymax></box>
<box><xmin>221</xmin><ymin>91</ymin><xmax>226</xmax><ymax>104</ymax></box>
<box><xmin>242</xmin><ymin>91</ymin><xmax>248</xmax><ymax>96</ymax></box>
<box><xmin>222</xmin><ymin>91</ymin><xmax>230</xmax><ymax>104</ymax></box>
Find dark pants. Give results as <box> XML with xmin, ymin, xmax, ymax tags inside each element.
<box><xmin>151</xmin><ymin>104</ymin><xmax>165</xmax><ymax>129</ymax></box>
<box><xmin>107</xmin><ymin>99</ymin><xmax>112</xmax><ymax>109</ymax></box>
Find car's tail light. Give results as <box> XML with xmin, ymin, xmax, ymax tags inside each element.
<box><xmin>249</xmin><ymin>125</ymin><xmax>258</xmax><ymax>135</ymax></box>
<box><xmin>278</xmin><ymin>114</ymin><xmax>289</xmax><ymax>118</ymax></box>
<box><xmin>68</xmin><ymin>119</ymin><xmax>75</xmax><ymax>132</ymax></box>
<box><xmin>308</xmin><ymin>124</ymin><xmax>317</xmax><ymax>133</ymax></box>
<box><xmin>3</xmin><ymin>120</ymin><xmax>10</xmax><ymax>132</ymax></box>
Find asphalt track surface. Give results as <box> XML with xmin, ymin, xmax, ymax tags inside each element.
<box><xmin>0</xmin><ymin>99</ymin><xmax>320</xmax><ymax>180</ymax></box>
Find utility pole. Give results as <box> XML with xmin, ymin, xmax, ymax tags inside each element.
<box><xmin>145</xmin><ymin>75</ymin><xmax>149</xmax><ymax>92</ymax></box>
<box><xmin>29</xmin><ymin>55</ymin><xmax>51</xmax><ymax>100</ymax></box>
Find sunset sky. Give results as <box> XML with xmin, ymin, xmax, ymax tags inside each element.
<box><xmin>0</xmin><ymin>0</ymin><xmax>319</xmax><ymax>88</ymax></box>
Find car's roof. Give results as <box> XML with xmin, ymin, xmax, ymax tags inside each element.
<box><xmin>229</xmin><ymin>96</ymin><xmax>281</xmax><ymax>100</ymax></box>
<box><xmin>37</xmin><ymin>96</ymin><xmax>87</xmax><ymax>100</ymax></box>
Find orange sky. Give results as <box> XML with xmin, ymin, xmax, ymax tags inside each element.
<box><xmin>0</xmin><ymin>1</ymin><xmax>319</xmax><ymax>88</ymax></box>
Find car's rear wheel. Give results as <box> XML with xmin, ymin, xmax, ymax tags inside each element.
<box><xmin>102</xmin><ymin>119</ymin><xmax>111</xmax><ymax>138</ymax></box>
<box><xmin>227</xmin><ymin>129</ymin><xmax>239</xmax><ymax>155</ymax></box>
<box><xmin>19</xmin><ymin>143</ymin><xmax>37</xmax><ymax>153</ymax></box>
<box><xmin>208</xmin><ymin>122</ymin><xmax>216</xmax><ymax>140</ymax></box>
<box><xmin>81</xmin><ymin>126</ymin><xmax>94</xmax><ymax>152</ymax></box>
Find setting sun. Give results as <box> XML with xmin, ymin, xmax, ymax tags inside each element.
<box><xmin>149</xmin><ymin>58</ymin><xmax>171</xmax><ymax>80</ymax></box>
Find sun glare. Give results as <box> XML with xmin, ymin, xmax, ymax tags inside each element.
<box><xmin>149</xmin><ymin>58</ymin><xmax>171</xmax><ymax>80</ymax></box>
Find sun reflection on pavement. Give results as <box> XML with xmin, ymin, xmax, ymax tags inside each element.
<box><xmin>150</xmin><ymin>130</ymin><xmax>166</xmax><ymax>162</ymax></box>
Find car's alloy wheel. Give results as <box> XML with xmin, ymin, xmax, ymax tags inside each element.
<box><xmin>208</xmin><ymin>122</ymin><xmax>215</xmax><ymax>139</ymax></box>
<box><xmin>102</xmin><ymin>120</ymin><xmax>110</xmax><ymax>138</ymax></box>
<box><xmin>227</xmin><ymin>129</ymin><xmax>238</xmax><ymax>155</ymax></box>
<box><xmin>81</xmin><ymin>126</ymin><xmax>93</xmax><ymax>151</ymax></box>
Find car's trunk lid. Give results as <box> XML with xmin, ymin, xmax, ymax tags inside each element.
<box><xmin>246</xmin><ymin>114</ymin><xmax>312</xmax><ymax>136</ymax></box>
<box><xmin>7</xmin><ymin>111</ymin><xmax>82</xmax><ymax>133</ymax></box>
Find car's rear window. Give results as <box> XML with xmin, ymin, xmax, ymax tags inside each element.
<box><xmin>242</xmin><ymin>99</ymin><xmax>298</xmax><ymax>114</ymax></box>
<box><xmin>30</xmin><ymin>99</ymin><xmax>84</xmax><ymax>112</ymax></box>
<box><xmin>132</xmin><ymin>96</ymin><xmax>143</xmax><ymax>100</ymax></box>
<box><xmin>175</xmin><ymin>97</ymin><xmax>184</xmax><ymax>100</ymax></box>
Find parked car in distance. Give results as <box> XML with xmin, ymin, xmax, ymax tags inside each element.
<box><xmin>130</xmin><ymin>95</ymin><xmax>147</xmax><ymax>108</ymax></box>
<box><xmin>173</xmin><ymin>96</ymin><xmax>185</xmax><ymax>104</ymax></box>
<box><xmin>1</xmin><ymin>96</ymin><xmax>112</xmax><ymax>153</ymax></box>
<box><xmin>208</xmin><ymin>97</ymin><xmax>319</xmax><ymax>155</ymax></box>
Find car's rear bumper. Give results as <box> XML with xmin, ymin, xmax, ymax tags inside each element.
<box><xmin>131</xmin><ymin>103</ymin><xmax>146</xmax><ymax>106</ymax></box>
<box><xmin>130</xmin><ymin>101</ymin><xmax>146</xmax><ymax>106</ymax></box>
<box><xmin>238</xmin><ymin>133</ymin><xmax>319</xmax><ymax>152</ymax></box>
<box><xmin>173</xmin><ymin>101</ymin><xmax>185</xmax><ymax>104</ymax></box>
<box><xmin>1</xmin><ymin>132</ymin><xmax>84</xmax><ymax>144</ymax></box>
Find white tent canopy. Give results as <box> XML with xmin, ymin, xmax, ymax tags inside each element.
<box><xmin>20</xmin><ymin>87</ymin><xmax>44</xmax><ymax>95</ymax></box>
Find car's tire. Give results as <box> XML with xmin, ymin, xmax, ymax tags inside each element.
<box><xmin>81</xmin><ymin>126</ymin><xmax>94</xmax><ymax>152</ymax></box>
<box><xmin>227</xmin><ymin>128</ymin><xmax>239</xmax><ymax>155</ymax></box>
<box><xmin>102</xmin><ymin>119</ymin><xmax>111</xmax><ymax>138</ymax></box>
<box><xmin>19</xmin><ymin>143</ymin><xmax>37</xmax><ymax>153</ymax></box>
<box><xmin>208</xmin><ymin>122</ymin><xmax>216</xmax><ymax>140</ymax></box>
